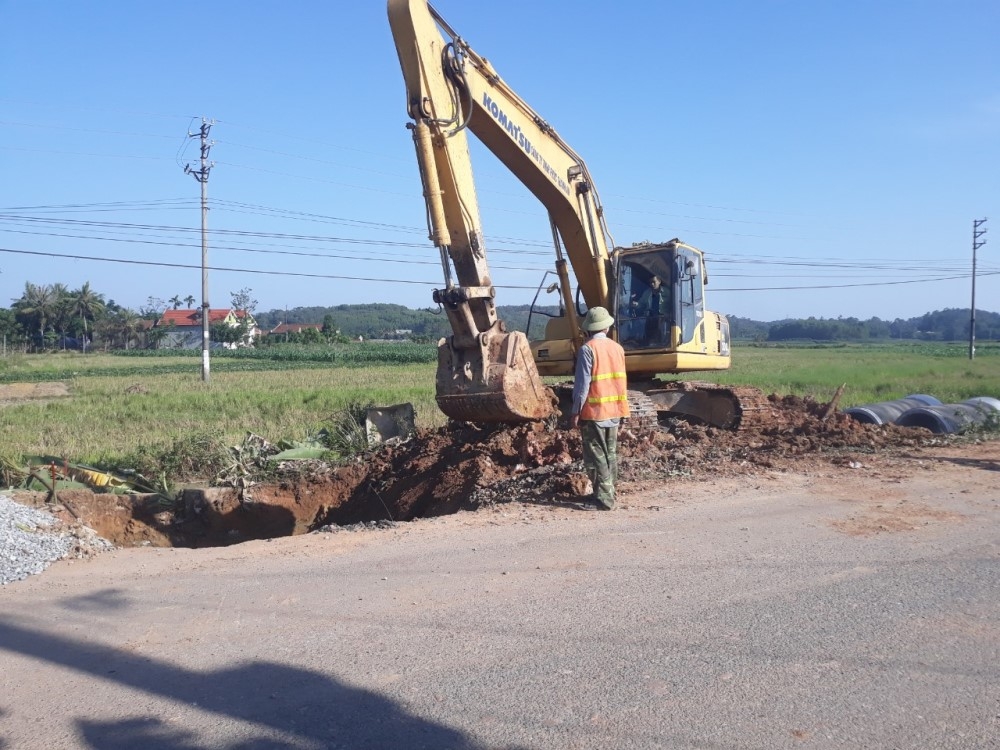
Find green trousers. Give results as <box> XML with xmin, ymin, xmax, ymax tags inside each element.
<box><xmin>580</xmin><ymin>420</ymin><xmax>619</xmax><ymax>510</ymax></box>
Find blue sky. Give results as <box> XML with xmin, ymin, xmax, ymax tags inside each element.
<box><xmin>1</xmin><ymin>0</ymin><xmax>998</xmax><ymax>323</ymax></box>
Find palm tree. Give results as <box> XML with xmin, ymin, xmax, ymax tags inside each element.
<box><xmin>70</xmin><ymin>282</ymin><xmax>106</xmax><ymax>351</ymax></box>
<box><xmin>170</xmin><ymin>295</ymin><xmax>183</xmax><ymax>310</ymax></box>
<box><xmin>12</xmin><ymin>282</ymin><xmax>59</xmax><ymax>349</ymax></box>
<box><xmin>113</xmin><ymin>309</ymin><xmax>142</xmax><ymax>350</ymax></box>
<box><xmin>44</xmin><ymin>284</ymin><xmax>73</xmax><ymax>350</ymax></box>
<box><xmin>144</xmin><ymin>324</ymin><xmax>169</xmax><ymax>350</ymax></box>
<box><xmin>184</xmin><ymin>295</ymin><xmax>196</xmax><ymax>308</ymax></box>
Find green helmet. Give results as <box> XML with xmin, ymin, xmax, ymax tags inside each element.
<box><xmin>582</xmin><ymin>306</ymin><xmax>614</xmax><ymax>332</ymax></box>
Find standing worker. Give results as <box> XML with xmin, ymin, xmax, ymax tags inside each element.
<box><xmin>569</xmin><ymin>306</ymin><xmax>631</xmax><ymax>510</ymax></box>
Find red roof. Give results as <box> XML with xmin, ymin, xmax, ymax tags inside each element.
<box><xmin>158</xmin><ymin>309</ymin><xmax>252</xmax><ymax>327</ymax></box>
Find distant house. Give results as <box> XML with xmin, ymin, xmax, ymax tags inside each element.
<box><xmin>268</xmin><ymin>323</ymin><xmax>324</xmax><ymax>336</ymax></box>
<box><xmin>156</xmin><ymin>309</ymin><xmax>259</xmax><ymax>349</ymax></box>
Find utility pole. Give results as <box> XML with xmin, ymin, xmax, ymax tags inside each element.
<box><xmin>184</xmin><ymin>118</ymin><xmax>215</xmax><ymax>381</ymax></box>
<box><xmin>970</xmin><ymin>218</ymin><xmax>987</xmax><ymax>360</ymax></box>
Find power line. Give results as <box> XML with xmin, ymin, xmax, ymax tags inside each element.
<box><xmin>9</xmin><ymin>219</ymin><xmax>991</xmax><ymax>278</ymax></box>
<box><xmin>712</xmin><ymin>271</ymin><xmax>999</xmax><ymax>292</ymax></box>
<box><xmin>0</xmin><ymin>199</ymin><xmax>196</xmax><ymax>213</ymax></box>
<box><xmin>0</xmin><ymin>214</ymin><xmax>556</xmax><ymax>256</ymax></box>
<box><xmin>6</xmin><ymin>213</ymin><xmax>989</xmax><ymax>270</ymax></box>
<box><xmin>1</xmin><ymin>114</ymin><xmax>799</xmax><ymax>221</ymax></box>
<box><xmin>4</xmin><ymin>220</ymin><xmax>993</xmax><ymax>278</ymax></box>
<box><xmin>3</xmin><ymin>246</ymin><xmax>994</xmax><ymax>295</ymax></box>
<box><xmin>0</xmin><ymin>227</ymin><xmax>552</xmax><ymax>273</ymax></box>
<box><xmin>0</xmin><ymin>246</ymin><xmax>540</xmax><ymax>289</ymax></box>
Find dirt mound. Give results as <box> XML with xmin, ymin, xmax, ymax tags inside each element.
<box><xmin>0</xmin><ymin>381</ymin><xmax>70</xmax><ymax>407</ymax></box>
<box><xmin>629</xmin><ymin>393</ymin><xmax>928</xmax><ymax>477</ymax></box>
<box><xmin>188</xmin><ymin>393</ymin><xmax>933</xmax><ymax>543</ymax></box>
<box><xmin>15</xmin><ymin>393</ymin><xmax>937</xmax><ymax>548</ymax></box>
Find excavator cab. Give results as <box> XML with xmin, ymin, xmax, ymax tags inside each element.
<box><xmin>616</xmin><ymin>249</ymin><xmax>677</xmax><ymax>350</ymax></box>
<box><xmin>530</xmin><ymin>240</ymin><xmax>729</xmax><ymax>381</ymax></box>
<box><xmin>613</xmin><ymin>240</ymin><xmax>731</xmax><ymax>378</ymax></box>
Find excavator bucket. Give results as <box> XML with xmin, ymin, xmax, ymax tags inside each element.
<box><xmin>435</xmin><ymin>331</ymin><xmax>556</xmax><ymax>423</ymax></box>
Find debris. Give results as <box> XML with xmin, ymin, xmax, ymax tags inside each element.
<box><xmin>365</xmin><ymin>403</ymin><xmax>417</xmax><ymax>446</ymax></box>
<box><xmin>1</xmin><ymin>391</ymin><xmax>940</xmax><ymax>550</ymax></box>
<box><xmin>820</xmin><ymin>384</ymin><xmax>847</xmax><ymax>421</ymax></box>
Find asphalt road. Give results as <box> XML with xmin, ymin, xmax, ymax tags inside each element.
<box><xmin>1</xmin><ymin>447</ymin><xmax>998</xmax><ymax>749</ymax></box>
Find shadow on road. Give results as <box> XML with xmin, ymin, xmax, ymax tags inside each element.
<box><xmin>58</xmin><ymin>588</ymin><xmax>132</xmax><ymax>612</ymax></box>
<box><xmin>924</xmin><ymin>454</ymin><xmax>1000</xmax><ymax>472</ymax></box>
<box><xmin>0</xmin><ymin>618</ymin><xmax>515</xmax><ymax>749</ymax></box>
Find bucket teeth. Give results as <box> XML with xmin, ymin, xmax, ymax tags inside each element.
<box><xmin>435</xmin><ymin>331</ymin><xmax>555</xmax><ymax>423</ymax></box>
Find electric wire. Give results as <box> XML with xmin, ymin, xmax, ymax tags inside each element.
<box><xmin>0</xmin><ymin>227</ymin><xmax>552</xmax><ymax>273</ymax></box>
<box><xmin>0</xmin><ymin>247</ymin><xmax>541</xmax><ymax>289</ymax></box>
<box><xmin>4</xmin><ymin>211</ymin><xmax>986</xmax><ymax>271</ymax></box>
<box><xmin>711</xmin><ymin>271</ymin><xmax>1000</xmax><ymax>292</ymax></box>
<box><xmin>2</xmin><ymin>216</ymin><xmax>990</xmax><ymax>283</ymax></box>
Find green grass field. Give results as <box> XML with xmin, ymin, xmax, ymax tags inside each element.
<box><xmin>0</xmin><ymin>341</ymin><xmax>997</xmax><ymax>476</ymax></box>
<box><xmin>714</xmin><ymin>342</ymin><xmax>1000</xmax><ymax>405</ymax></box>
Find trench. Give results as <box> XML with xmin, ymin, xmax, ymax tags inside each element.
<box><xmin>30</xmin><ymin>422</ymin><xmax>587</xmax><ymax>549</ymax></box>
<box><xmin>35</xmin><ymin>481</ymin><xmax>442</xmax><ymax>549</ymax></box>
<box><xmin>23</xmin><ymin>394</ymin><xmax>941</xmax><ymax>549</ymax></box>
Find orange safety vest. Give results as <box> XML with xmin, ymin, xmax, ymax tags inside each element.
<box><xmin>579</xmin><ymin>336</ymin><xmax>631</xmax><ymax>421</ymax></box>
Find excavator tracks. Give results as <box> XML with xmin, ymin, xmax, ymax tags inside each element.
<box><xmin>624</xmin><ymin>390</ymin><xmax>659</xmax><ymax>431</ymax></box>
<box><xmin>637</xmin><ymin>381</ymin><xmax>774</xmax><ymax>431</ymax></box>
<box><xmin>552</xmin><ymin>381</ymin><xmax>772</xmax><ymax>432</ymax></box>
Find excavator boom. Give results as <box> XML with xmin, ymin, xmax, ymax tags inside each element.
<box><xmin>390</xmin><ymin>0</ymin><xmax>573</xmax><ymax>421</ymax></box>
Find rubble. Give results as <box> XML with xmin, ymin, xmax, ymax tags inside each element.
<box><xmin>6</xmin><ymin>393</ymin><xmax>943</xmax><ymax>550</ymax></box>
<box><xmin>0</xmin><ymin>493</ymin><xmax>115</xmax><ymax>585</ymax></box>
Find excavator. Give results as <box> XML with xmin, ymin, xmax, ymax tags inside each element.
<box><xmin>387</xmin><ymin>0</ymin><xmax>766</xmax><ymax>429</ymax></box>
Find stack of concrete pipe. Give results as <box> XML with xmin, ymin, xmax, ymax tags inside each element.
<box><xmin>844</xmin><ymin>394</ymin><xmax>1000</xmax><ymax>434</ymax></box>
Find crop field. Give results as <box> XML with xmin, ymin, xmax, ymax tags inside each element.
<box><xmin>715</xmin><ymin>341</ymin><xmax>1000</xmax><ymax>405</ymax></box>
<box><xmin>0</xmin><ymin>341</ymin><xmax>997</xmax><ymax>476</ymax></box>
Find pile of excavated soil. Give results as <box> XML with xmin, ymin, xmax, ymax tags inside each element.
<box><xmin>14</xmin><ymin>394</ymin><xmax>938</xmax><ymax>548</ymax></box>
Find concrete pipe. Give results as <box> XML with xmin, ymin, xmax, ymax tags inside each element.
<box><xmin>843</xmin><ymin>394</ymin><xmax>941</xmax><ymax>425</ymax></box>
<box><xmin>895</xmin><ymin>397</ymin><xmax>1000</xmax><ymax>434</ymax></box>
<box><xmin>963</xmin><ymin>396</ymin><xmax>1000</xmax><ymax>414</ymax></box>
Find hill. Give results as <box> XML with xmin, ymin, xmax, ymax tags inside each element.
<box><xmin>256</xmin><ymin>304</ymin><xmax>999</xmax><ymax>343</ymax></box>
<box><xmin>255</xmin><ymin>303</ymin><xmax>561</xmax><ymax>340</ymax></box>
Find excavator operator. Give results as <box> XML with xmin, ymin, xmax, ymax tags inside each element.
<box><xmin>626</xmin><ymin>274</ymin><xmax>671</xmax><ymax>347</ymax></box>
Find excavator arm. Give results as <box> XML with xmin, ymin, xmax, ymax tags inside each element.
<box><xmin>388</xmin><ymin>0</ymin><xmax>623</xmax><ymax>422</ymax></box>
<box><xmin>389</xmin><ymin>0</ymin><xmax>615</xmax><ymax>307</ymax></box>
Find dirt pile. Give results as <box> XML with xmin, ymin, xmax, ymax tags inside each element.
<box><xmin>16</xmin><ymin>393</ymin><xmax>937</xmax><ymax>548</ymax></box>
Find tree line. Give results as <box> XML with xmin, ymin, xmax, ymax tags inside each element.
<box><xmin>266</xmin><ymin>303</ymin><xmax>1000</xmax><ymax>344</ymax></box>
<box><xmin>0</xmin><ymin>283</ymin><xmax>264</xmax><ymax>352</ymax></box>
<box><xmin>729</xmin><ymin>308</ymin><xmax>1000</xmax><ymax>342</ymax></box>
<box><xmin>2</xmin><ymin>279</ymin><xmax>996</xmax><ymax>352</ymax></box>
<box><xmin>0</xmin><ymin>281</ymin><xmax>134</xmax><ymax>351</ymax></box>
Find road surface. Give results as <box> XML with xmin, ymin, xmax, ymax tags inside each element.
<box><xmin>1</xmin><ymin>442</ymin><xmax>998</xmax><ymax>749</ymax></box>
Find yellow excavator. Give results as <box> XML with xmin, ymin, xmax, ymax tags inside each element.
<box><xmin>388</xmin><ymin>0</ymin><xmax>765</xmax><ymax>429</ymax></box>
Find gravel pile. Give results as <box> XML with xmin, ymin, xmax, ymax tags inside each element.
<box><xmin>0</xmin><ymin>493</ymin><xmax>115</xmax><ymax>585</ymax></box>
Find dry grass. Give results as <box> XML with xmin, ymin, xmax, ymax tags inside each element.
<box><xmin>0</xmin><ymin>361</ymin><xmax>441</xmax><ymax>468</ymax></box>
